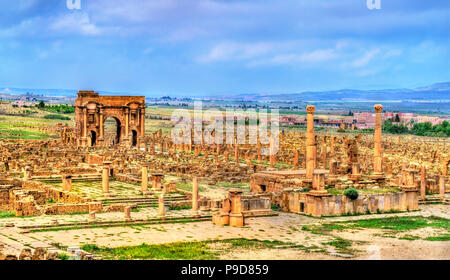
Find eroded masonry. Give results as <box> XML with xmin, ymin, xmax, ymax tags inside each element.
<box><xmin>0</xmin><ymin>92</ymin><xmax>448</xmax><ymax>259</ymax></box>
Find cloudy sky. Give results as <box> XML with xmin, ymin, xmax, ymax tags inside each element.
<box><xmin>0</xmin><ymin>0</ymin><xmax>448</xmax><ymax>96</ymax></box>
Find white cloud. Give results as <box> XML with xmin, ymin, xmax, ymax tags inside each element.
<box><xmin>199</xmin><ymin>42</ymin><xmax>275</xmax><ymax>63</ymax></box>
<box><xmin>350</xmin><ymin>49</ymin><xmax>380</xmax><ymax>68</ymax></box>
<box><xmin>49</xmin><ymin>13</ymin><xmax>102</xmax><ymax>36</ymax></box>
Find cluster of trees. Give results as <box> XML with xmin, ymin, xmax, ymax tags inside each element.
<box><xmin>383</xmin><ymin>119</ymin><xmax>450</xmax><ymax>137</ymax></box>
<box><xmin>37</xmin><ymin>102</ymin><xmax>75</xmax><ymax>114</ymax></box>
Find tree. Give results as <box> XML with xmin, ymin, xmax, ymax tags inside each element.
<box><xmin>38</xmin><ymin>101</ymin><xmax>45</xmax><ymax>108</ymax></box>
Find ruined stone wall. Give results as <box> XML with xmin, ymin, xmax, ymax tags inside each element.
<box><xmin>282</xmin><ymin>190</ymin><xmax>419</xmax><ymax>217</ymax></box>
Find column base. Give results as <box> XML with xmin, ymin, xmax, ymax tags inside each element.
<box><xmin>212</xmin><ymin>212</ymin><xmax>230</xmax><ymax>226</ymax></box>
<box><xmin>307</xmin><ymin>190</ymin><xmax>331</xmax><ymax>196</ymax></box>
<box><xmin>229</xmin><ymin>213</ymin><xmax>244</xmax><ymax>227</ymax></box>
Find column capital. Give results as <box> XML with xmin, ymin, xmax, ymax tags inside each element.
<box><xmin>306</xmin><ymin>105</ymin><xmax>316</xmax><ymax>114</ymax></box>
<box><xmin>374</xmin><ymin>104</ymin><xmax>383</xmax><ymax>113</ymax></box>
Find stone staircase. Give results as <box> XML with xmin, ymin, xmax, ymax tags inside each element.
<box><xmin>97</xmin><ymin>194</ymin><xmax>190</xmax><ymax>207</ymax></box>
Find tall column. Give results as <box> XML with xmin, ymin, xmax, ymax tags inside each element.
<box><xmin>141</xmin><ymin>165</ymin><xmax>149</xmax><ymax>194</ymax></box>
<box><xmin>102</xmin><ymin>163</ymin><xmax>112</xmax><ymax>196</ymax></box>
<box><xmin>420</xmin><ymin>166</ymin><xmax>426</xmax><ymax>200</ymax></box>
<box><xmin>270</xmin><ymin>137</ymin><xmax>276</xmax><ymax>169</ymax></box>
<box><xmin>229</xmin><ymin>189</ymin><xmax>244</xmax><ymax>227</ymax></box>
<box><xmin>125</xmin><ymin>107</ymin><xmax>129</xmax><ymax>140</ymax></box>
<box><xmin>293</xmin><ymin>150</ymin><xmax>299</xmax><ymax>170</ymax></box>
<box><xmin>140</xmin><ymin>106</ymin><xmax>146</xmax><ymax>137</ymax></box>
<box><xmin>234</xmin><ymin>143</ymin><xmax>239</xmax><ymax>164</ymax></box>
<box><xmin>439</xmin><ymin>176</ymin><xmax>445</xmax><ymax>201</ymax></box>
<box><xmin>373</xmin><ymin>104</ymin><xmax>383</xmax><ymax>175</ymax></box>
<box><xmin>99</xmin><ymin>107</ymin><xmax>104</xmax><ymax>140</ymax></box>
<box><xmin>306</xmin><ymin>105</ymin><xmax>316</xmax><ymax>179</ymax></box>
<box><xmin>82</xmin><ymin>107</ymin><xmax>88</xmax><ymax>146</ymax></box>
<box><xmin>257</xmin><ymin>140</ymin><xmax>262</xmax><ymax>163</ymax></box>
<box><xmin>192</xmin><ymin>177</ymin><xmax>199</xmax><ymax>216</ymax></box>
<box><xmin>322</xmin><ymin>142</ymin><xmax>327</xmax><ymax>169</ymax></box>
<box><xmin>159</xmin><ymin>194</ymin><xmax>166</xmax><ymax>217</ymax></box>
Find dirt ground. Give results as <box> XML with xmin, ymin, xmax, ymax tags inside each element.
<box><xmin>1</xmin><ymin>204</ymin><xmax>448</xmax><ymax>260</ymax></box>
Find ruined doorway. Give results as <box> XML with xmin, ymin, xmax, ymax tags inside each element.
<box><xmin>104</xmin><ymin>117</ymin><xmax>121</xmax><ymax>146</ymax></box>
<box><xmin>90</xmin><ymin>131</ymin><xmax>97</xmax><ymax>147</ymax></box>
<box><xmin>132</xmin><ymin>130</ymin><xmax>138</xmax><ymax>147</ymax></box>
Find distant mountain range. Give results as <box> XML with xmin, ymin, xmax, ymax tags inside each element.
<box><xmin>1</xmin><ymin>82</ymin><xmax>449</xmax><ymax>102</ymax></box>
<box><xmin>211</xmin><ymin>82</ymin><xmax>450</xmax><ymax>102</ymax></box>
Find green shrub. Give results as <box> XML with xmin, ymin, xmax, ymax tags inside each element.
<box><xmin>344</xmin><ymin>188</ymin><xmax>359</xmax><ymax>200</ymax></box>
<box><xmin>43</xmin><ymin>114</ymin><xmax>70</xmax><ymax>120</ymax></box>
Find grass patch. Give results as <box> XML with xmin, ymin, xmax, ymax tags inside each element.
<box><xmin>424</xmin><ymin>234</ymin><xmax>450</xmax><ymax>241</ymax></box>
<box><xmin>0</xmin><ymin>211</ymin><xmax>16</xmax><ymax>219</ymax></box>
<box><xmin>81</xmin><ymin>238</ymin><xmax>298</xmax><ymax>260</ymax></box>
<box><xmin>168</xmin><ymin>205</ymin><xmax>192</xmax><ymax>211</ymax></box>
<box><xmin>323</xmin><ymin>237</ymin><xmax>353</xmax><ymax>254</ymax></box>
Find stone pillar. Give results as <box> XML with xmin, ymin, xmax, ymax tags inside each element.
<box><xmin>88</xmin><ymin>211</ymin><xmax>96</xmax><ymax>223</ymax></box>
<box><xmin>140</xmin><ymin>107</ymin><xmax>146</xmax><ymax>137</ymax></box>
<box><xmin>293</xmin><ymin>150</ymin><xmax>299</xmax><ymax>170</ymax></box>
<box><xmin>420</xmin><ymin>166</ymin><xmax>426</xmax><ymax>200</ymax></box>
<box><xmin>158</xmin><ymin>194</ymin><xmax>166</xmax><ymax>217</ymax></box>
<box><xmin>350</xmin><ymin>162</ymin><xmax>361</xmax><ymax>182</ymax></box>
<box><xmin>82</xmin><ymin>107</ymin><xmax>88</xmax><ymax>146</ymax></box>
<box><xmin>102</xmin><ymin>163</ymin><xmax>111</xmax><ymax>196</ymax></box>
<box><xmin>373</xmin><ymin>104</ymin><xmax>383</xmax><ymax>175</ymax></box>
<box><xmin>234</xmin><ymin>144</ymin><xmax>239</xmax><ymax>164</ymax></box>
<box><xmin>99</xmin><ymin>107</ymin><xmax>104</xmax><ymax>141</ymax></box>
<box><xmin>330</xmin><ymin>136</ymin><xmax>335</xmax><ymax>156</ymax></box>
<box><xmin>125</xmin><ymin>107</ymin><xmax>130</xmax><ymax>140</ymax></box>
<box><xmin>439</xmin><ymin>175</ymin><xmax>445</xmax><ymax>201</ymax></box>
<box><xmin>23</xmin><ymin>166</ymin><xmax>32</xmax><ymax>180</ymax></box>
<box><xmin>141</xmin><ymin>165</ymin><xmax>149</xmax><ymax>194</ymax></box>
<box><xmin>322</xmin><ymin>143</ymin><xmax>327</xmax><ymax>169</ymax></box>
<box><xmin>124</xmin><ymin>206</ymin><xmax>131</xmax><ymax>221</ymax></box>
<box><xmin>229</xmin><ymin>189</ymin><xmax>244</xmax><ymax>227</ymax></box>
<box><xmin>269</xmin><ymin>137</ymin><xmax>276</xmax><ymax>169</ymax></box>
<box><xmin>192</xmin><ymin>177</ymin><xmax>199</xmax><ymax>216</ymax></box>
<box><xmin>257</xmin><ymin>141</ymin><xmax>262</xmax><ymax>163</ymax></box>
<box><xmin>62</xmin><ymin>175</ymin><xmax>73</xmax><ymax>192</ymax></box>
<box><xmin>306</xmin><ymin>105</ymin><xmax>316</xmax><ymax>179</ymax></box>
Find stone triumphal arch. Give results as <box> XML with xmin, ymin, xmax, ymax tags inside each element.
<box><xmin>75</xmin><ymin>91</ymin><xmax>146</xmax><ymax>147</ymax></box>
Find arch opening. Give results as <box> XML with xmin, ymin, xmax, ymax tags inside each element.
<box><xmin>132</xmin><ymin>130</ymin><xmax>138</xmax><ymax>147</ymax></box>
<box><xmin>104</xmin><ymin>117</ymin><xmax>121</xmax><ymax>146</ymax></box>
<box><xmin>90</xmin><ymin>131</ymin><xmax>97</xmax><ymax>147</ymax></box>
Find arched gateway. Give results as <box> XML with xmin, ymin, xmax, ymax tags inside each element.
<box><xmin>75</xmin><ymin>91</ymin><xmax>146</xmax><ymax>147</ymax></box>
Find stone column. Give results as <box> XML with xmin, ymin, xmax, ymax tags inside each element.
<box><xmin>82</xmin><ymin>107</ymin><xmax>88</xmax><ymax>146</ymax></box>
<box><xmin>293</xmin><ymin>150</ymin><xmax>299</xmax><ymax>170</ymax></box>
<box><xmin>158</xmin><ymin>194</ymin><xmax>166</xmax><ymax>217</ymax></box>
<box><xmin>269</xmin><ymin>137</ymin><xmax>276</xmax><ymax>169</ymax></box>
<box><xmin>140</xmin><ymin>107</ymin><xmax>146</xmax><ymax>137</ymax></box>
<box><xmin>124</xmin><ymin>206</ymin><xmax>131</xmax><ymax>221</ymax></box>
<box><xmin>62</xmin><ymin>175</ymin><xmax>73</xmax><ymax>192</ymax></box>
<box><xmin>322</xmin><ymin>143</ymin><xmax>327</xmax><ymax>169</ymax></box>
<box><xmin>102</xmin><ymin>163</ymin><xmax>111</xmax><ymax>196</ymax></box>
<box><xmin>420</xmin><ymin>166</ymin><xmax>426</xmax><ymax>200</ymax></box>
<box><xmin>439</xmin><ymin>175</ymin><xmax>445</xmax><ymax>201</ymax></box>
<box><xmin>141</xmin><ymin>165</ymin><xmax>149</xmax><ymax>194</ymax></box>
<box><xmin>257</xmin><ymin>141</ymin><xmax>262</xmax><ymax>163</ymax></box>
<box><xmin>306</xmin><ymin>105</ymin><xmax>316</xmax><ymax>179</ymax></box>
<box><xmin>234</xmin><ymin>144</ymin><xmax>239</xmax><ymax>164</ymax></box>
<box><xmin>373</xmin><ymin>104</ymin><xmax>383</xmax><ymax>175</ymax></box>
<box><xmin>125</xmin><ymin>107</ymin><xmax>130</xmax><ymax>140</ymax></box>
<box><xmin>192</xmin><ymin>177</ymin><xmax>199</xmax><ymax>216</ymax></box>
<box><xmin>99</xmin><ymin>107</ymin><xmax>104</xmax><ymax>141</ymax></box>
<box><xmin>229</xmin><ymin>189</ymin><xmax>244</xmax><ymax>227</ymax></box>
